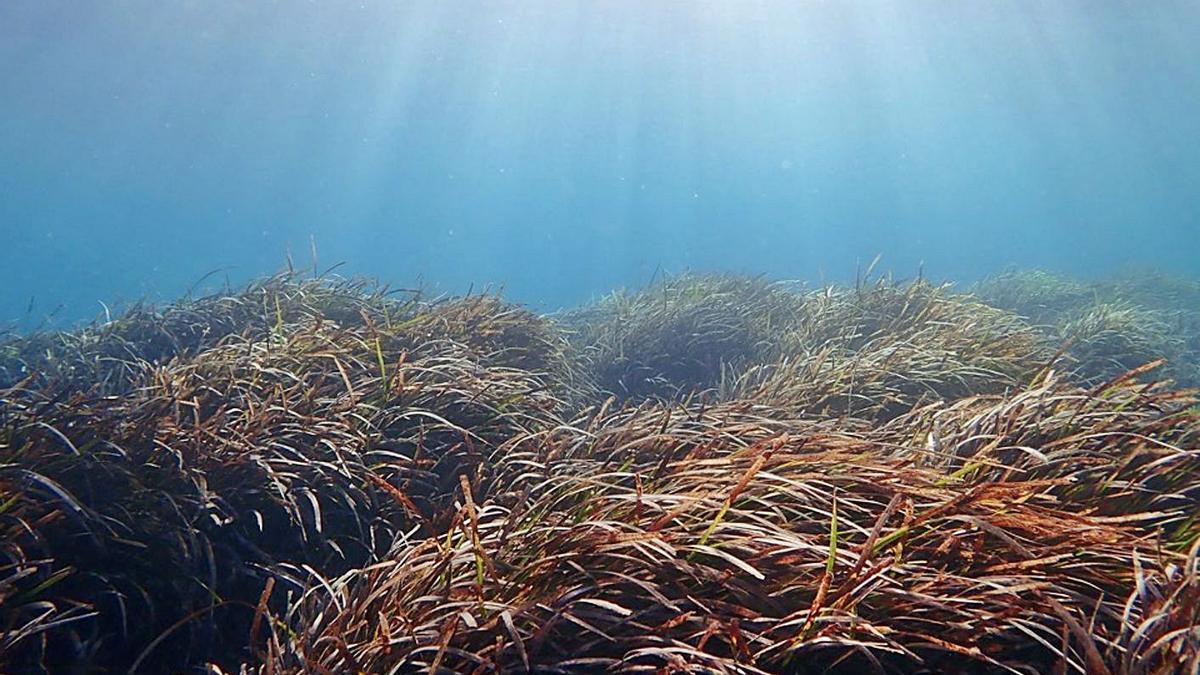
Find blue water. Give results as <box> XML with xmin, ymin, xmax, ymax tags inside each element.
<box><xmin>2</xmin><ymin>1</ymin><xmax>1199</xmax><ymax>326</ymax></box>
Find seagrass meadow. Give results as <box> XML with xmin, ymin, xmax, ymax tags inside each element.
<box><xmin>1</xmin><ymin>270</ymin><xmax>1198</xmax><ymax>674</ymax></box>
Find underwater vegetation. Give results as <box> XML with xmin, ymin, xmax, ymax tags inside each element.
<box><xmin>974</xmin><ymin>270</ymin><xmax>1200</xmax><ymax>388</ymax></box>
<box><xmin>563</xmin><ymin>274</ymin><xmax>806</xmax><ymax>402</ymax></box>
<box><xmin>1</xmin><ymin>269</ymin><xmax>1198</xmax><ymax>674</ymax></box>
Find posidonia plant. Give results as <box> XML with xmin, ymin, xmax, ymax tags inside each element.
<box><xmin>2</xmin><ymin>270</ymin><xmax>1198</xmax><ymax>674</ymax></box>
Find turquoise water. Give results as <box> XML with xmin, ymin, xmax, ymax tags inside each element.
<box><xmin>2</xmin><ymin>1</ymin><xmax>1198</xmax><ymax>324</ymax></box>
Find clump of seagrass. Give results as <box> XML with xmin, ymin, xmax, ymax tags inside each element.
<box><xmin>0</xmin><ymin>273</ymin><xmax>420</xmax><ymax>396</ymax></box>
<box><xmin>407</xmin><ymin>294</ymin><xmax>592</xmax><ymax>404</ymax></box>
<box><xmin>1058</xmin><ymin>302</ymin><xmax>1195</xmax><ymax>385</ymax></box>
<box><xmin>0</xmin><ymin>432</ymin><xmax>97</xmax><ymax>673</ymax></box>
<box><xmin>879</xmin><ymin>366</ymin><xmax>1200</xmax><ymax>547</ymax></box>
<box><xmin>258</xmin><ymin>401</ymin><xmax>1198</xmax><ymax>674</ymax></box>
<box><xmin>734</xmin><ymin>279</ymin><xmax>1056</xmax><ymax>422</ymax></box>
<box><xmin>972</xmin><ymin>269</ymin><xmax>1096</xmax><ymax>325</ymax></box>
<box><xmin>1107</xmin><ymin>270</ymin><xmax>1200</xmax><ymax>320</ymax></box>
<box><xmin>0</xmin><ymin>277</ymin><xmax>570</xmax><ymax>673</ymax></box>
<box><xmin>974</xmin><ymin>269</ymin><xmax>1200</xmax><ymax>387</ymax></box>
<box><xmin>565</xmin><ymin>274</ymin><xmax>806</xmax><ymax>402</ymax></box>
<box><xmin>0</xmin><ymin>394</ymin><xmax>229</xmax><ymax>673</ymax></box>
